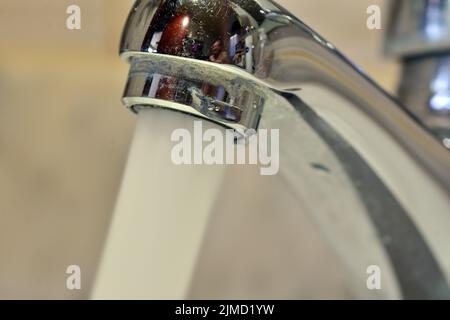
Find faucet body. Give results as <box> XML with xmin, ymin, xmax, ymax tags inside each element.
<box><xmin>387</xmin><ymin>0</ymin><xmax>450</xmax><ymax>142</ymax></box>
<box><xmin>115</xmin><ymin>0</ymin><xmax>450</xmax><ymax>299</ymax></box>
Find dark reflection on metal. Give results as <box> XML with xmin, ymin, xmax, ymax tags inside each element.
<box><xmin>135</xmin><ymin>0</ymin><xmax>258</xmax><ymax>73</ymax></box>
<box><xmin>121</xmin><ymin>0</ymin><xmax>265</xmax><ymax>129</ymax></box>
<box><xmin>285</xmin><ymin>92</ymin><xmax>450</xmax><ymax>300</ymax></box>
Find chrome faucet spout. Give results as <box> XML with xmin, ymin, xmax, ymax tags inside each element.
<box><xmin>118</xmin><ymin>0</ymin><xmax>450</xmax><ymax>299</ymax></box>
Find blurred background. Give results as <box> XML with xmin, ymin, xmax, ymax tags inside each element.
<box><xmin>0</xmin><ymin>0</ymin><xmax>397</xmax><ymax>299</ymax></box>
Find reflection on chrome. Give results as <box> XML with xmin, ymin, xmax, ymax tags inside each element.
<box><xmin>444</xmin><ymin>137</ymin><xmax>450</xmax><ymax>149</ymax></box>
<box><xmin>387</xmin><ymin>0</ymin><xmax>450</xmax><ymax>145</ymax></box>
<box><xmin>431</xmin><ymin>91</ymin><xmax>450</xmax><ymax>111</ymax></box>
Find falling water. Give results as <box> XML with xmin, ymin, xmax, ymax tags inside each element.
<box><xmin>92</xmin><ymin>108</ymin><xmax>226</xmax><ymax>299</ymax></box>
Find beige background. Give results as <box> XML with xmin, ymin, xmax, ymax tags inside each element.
<box><xmin>0</xmin><ymin>0</ymin><xmax>398</xmax><ymax>299</ymax></box>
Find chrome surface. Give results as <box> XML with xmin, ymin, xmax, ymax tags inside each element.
<box><xmin>387</xmin><ymin>0</ymin><xmax>450</xmax><ymax>148</ymax></box>
<box><xmin>386</xmin><ymin>0</ymin><xmax>450</xmax><ymax>57</ymax></box>
<box><xmin>398</xmin><ymin>54</ymin><xmax>450</xmax><ymax>144</ymax></box>
<box><xmin>120</xmin><ymin>0</ymin><xmax>450</xmax><ymax>299</ymax></box>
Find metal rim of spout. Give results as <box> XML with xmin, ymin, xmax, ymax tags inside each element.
<box><xmin>122</xmin><ymin>52</ymin><xmax>268</xmax><ymax>134</ymax></box>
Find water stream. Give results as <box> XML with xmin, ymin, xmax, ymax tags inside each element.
<box><xmin>92</xmin><ymin>109</ymin><xmax>226</xmax><ymax>299</ymax></box>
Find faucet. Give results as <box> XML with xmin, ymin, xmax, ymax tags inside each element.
<box><xmin>386</xmin><ymin>0</ymin><xmax>450</xmax><ymax>147</ymax></box>
<box><xmin>96</xmin><ymin>0</ymin><xmax>450</xmax><ymax>299</ymax></box>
